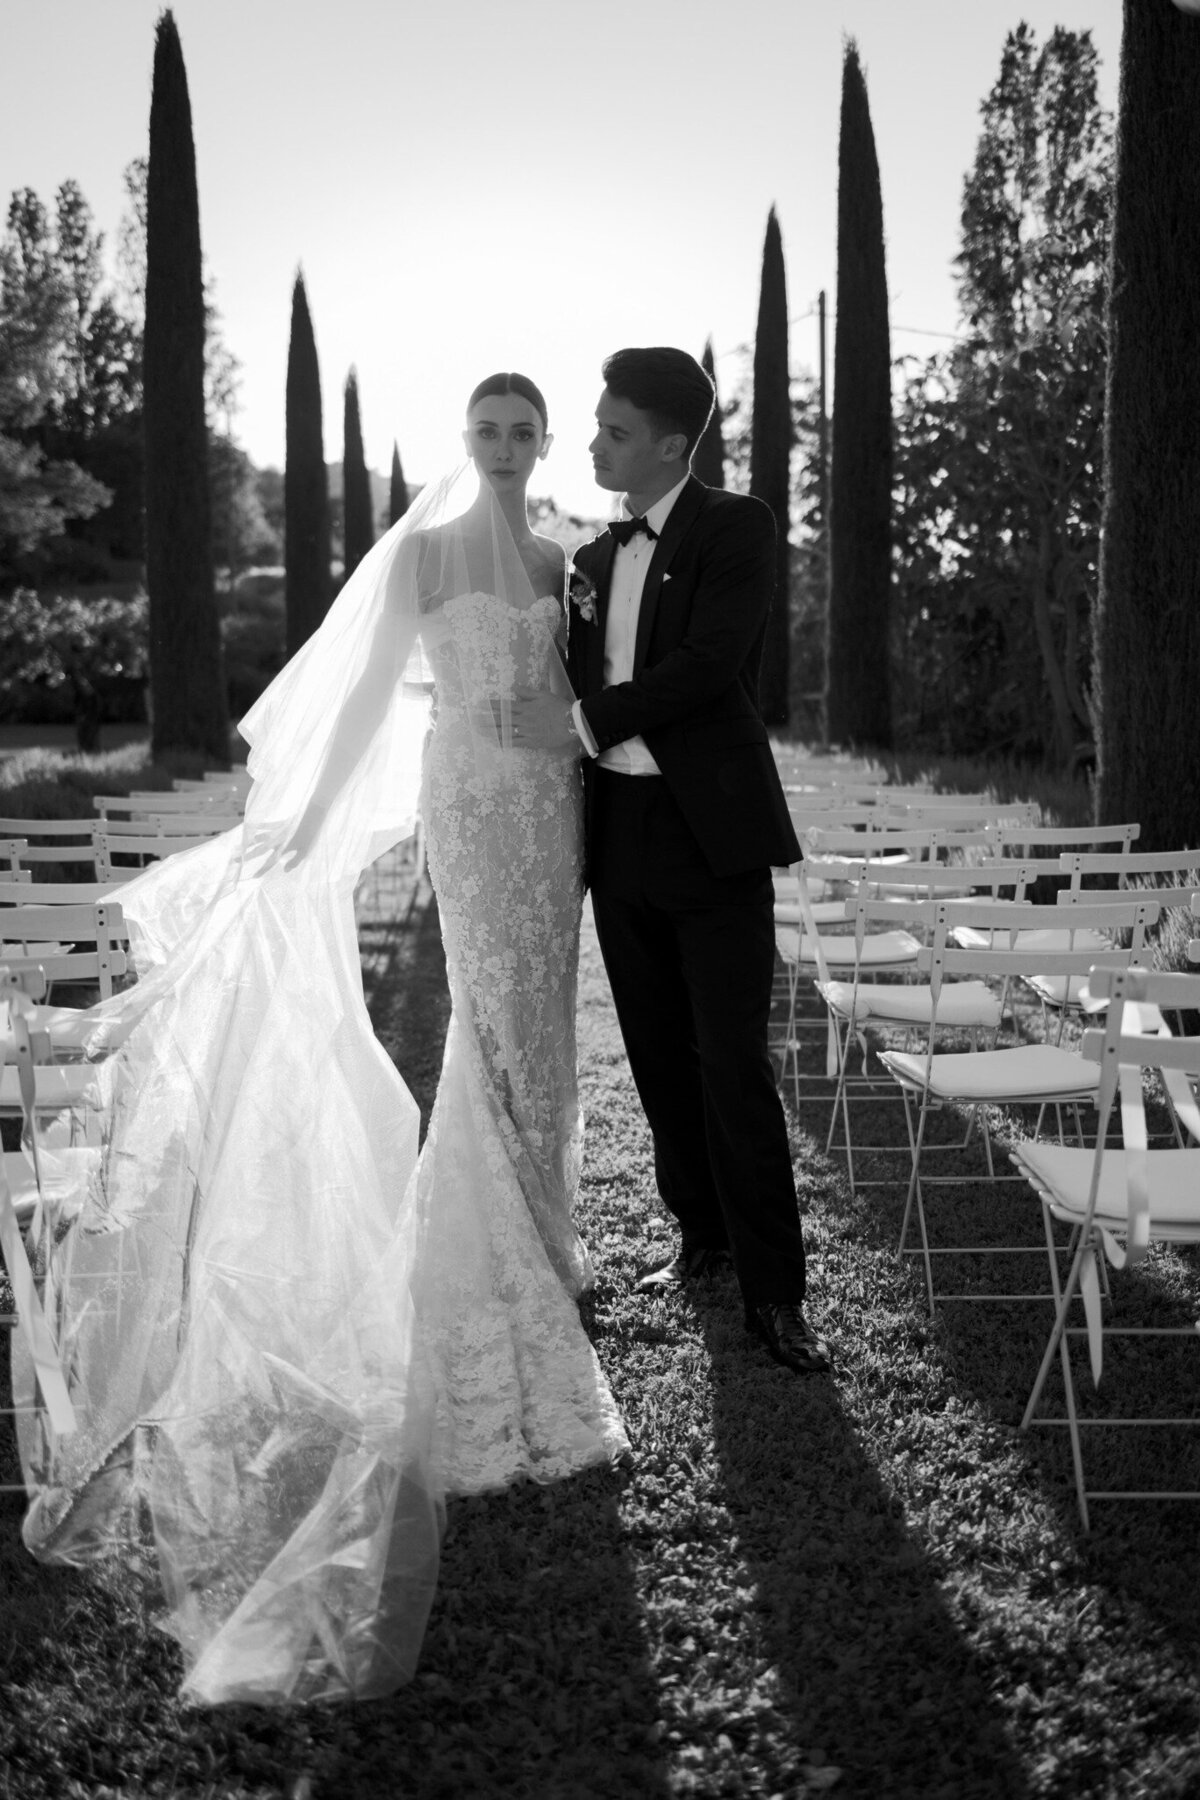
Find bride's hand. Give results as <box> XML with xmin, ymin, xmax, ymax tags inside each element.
<box><xmin>509</xmin><ymin>690</ymin><xmax>580</xmax><ymax>755</ymax></box>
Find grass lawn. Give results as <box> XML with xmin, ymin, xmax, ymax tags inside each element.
<box><xmin>3</xmin><ymin>823</ymin><xmax>1200</xmax><ymax>1797</ymax></box>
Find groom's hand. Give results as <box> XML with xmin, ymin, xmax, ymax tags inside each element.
<box><xmin>510</xmin><ymin>690</ymin><xmax>581</xmax><ymax>756</ymax></box>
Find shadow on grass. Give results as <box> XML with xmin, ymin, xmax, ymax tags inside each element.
<box><xmin>693</xmin><ymin>1283</ymin><xmax>1032</xmax><ymax>1800</ymax></box>
<box><xmin>777</xmin><ymin>1018</ymin><xmax>1200</xmax><ymax>1794</ymax></box>
<box><xmin>818</xmin><ymin>1077</ymin><xmax>1200</xmax><ymax>1642</ymax></box>
<box><xmin>304</xmin><ymin>1470</ymin><xmax>671</xmax><ymax>1799</ymax></box>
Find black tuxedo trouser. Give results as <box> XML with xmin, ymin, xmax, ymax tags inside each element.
<box><xmin>588</xmin><ymin>767</ymin><xmax>807</xmax><ymax>1305</ymax></box>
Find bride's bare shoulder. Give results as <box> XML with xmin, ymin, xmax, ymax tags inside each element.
<box><xmin>529</xmin><ymin>533</ymin><xmax>567</xmax><ymax>593</ymax></box>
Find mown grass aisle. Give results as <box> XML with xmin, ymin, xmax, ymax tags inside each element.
<box><xmin>3</xmin><ymin>844</ymin><xmax>1200</xmax><ymax>1798</ymax></box>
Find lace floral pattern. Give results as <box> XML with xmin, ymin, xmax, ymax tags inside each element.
<box><xmin>416</xmin><ymin>593</ymin><xmax>626</xmax><ymax>1490</ymax></box>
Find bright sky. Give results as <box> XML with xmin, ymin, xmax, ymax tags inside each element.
<box><xmin>3</xmin><ymin>0</ymin><xmax>1120</xmax><ymax>515</ymax></box>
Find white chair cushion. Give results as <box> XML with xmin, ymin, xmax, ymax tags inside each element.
<box><xmin>774</xmin><ymin>899</ymin><xmax>848</xmax><ymax>925</ymax></box>
<box><xmin>776</xmin><ymin>929</ymin><xmax>921</xmax><ymax>969</ymax></box>
<box><xmin>773</xmin><ymin>872</ymin><xmax>827</xmax><ymax>903</ymax></box>
<box><xmin>817</xmin><ymin>978</ymin><xmax>1001</xmax><ymax>1028</ymax></box>
<box><xmin>880</xmin><ymin>1043</ymin><xmax>1100</xmax><ymax>1102</ymax></box>
<box><xmin>951</xmin><ymin>925</ymin><xmax>1111</xmax><ymax>953</ymax></box>
<box><xmin>874</xmin><ymin>878</ymin><xmax>977</xmax><ymax>899</ymax></box>
<box><xmin>1023</xmin><ymin>973</ymin><xmax>1107</xmax><ymax>1013</ymax></box>
<box><xmin>1013</xmin><ymin>1143</ymin><xmax>1200</xmax><ymax>1231</ymax></box>
<box><xmin>0</xmin><ymin>1063</ymin><xmax>98</xmax><ymax>1110</ymax></box>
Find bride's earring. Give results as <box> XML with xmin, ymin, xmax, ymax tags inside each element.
<box><xmin>539</xmin><ymin>432</ymin><xmax>554</xmax><ymax>461</ymax></box>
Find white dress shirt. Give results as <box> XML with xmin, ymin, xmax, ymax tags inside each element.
<box><xmin>574</xmin><ymin>474</ymin><xmax>690</xmax><ymax>773</ymax></box>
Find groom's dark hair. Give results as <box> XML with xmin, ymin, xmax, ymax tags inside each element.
<box><xmin>601</xmin><ymin>347</ymin><xmax>715</xmax><ymax>459</ymax></box>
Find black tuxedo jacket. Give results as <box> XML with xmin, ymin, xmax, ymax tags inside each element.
<box><xmin>568</xmin><ymin>477</ymin><xmax>801</xmax><ymax>879</ymax></box>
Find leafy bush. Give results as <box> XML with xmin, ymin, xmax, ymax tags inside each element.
<box><xmin>219</xmin><ymin>569</ymin><xmax>285</xmax><ymax>716</ymax></box>
<box><xmin>0</xmin><ymin>587</ymin><xmax>148</xmax><ymax>748</ymax></box>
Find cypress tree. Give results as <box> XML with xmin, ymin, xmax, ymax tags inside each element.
<box><xmin>827</xmin><ymin>38</ymin><xmax>893</xmax><ymax>750</ymax></box>
<box><xmin>692</xmin><ymin>338</ymin><xmax>726</xmax><ymax>489</ymax></box>
<box><xmin>342</xmin><ymin>366</ymin><xmax>374</xmax><ymax>578</ymax></box>
<box><xmin>749</xmin><ymin>208</ymin><xmax>791</xmax><ymax>727</ymax></box>
<box><xmin>284</xmin><ymin>270</ymin><xmax>330</xmax><ymax>655</ymax></box>
<box><xmin>1094</xmin><ymin>1</ymin><xmax>1200</xmax><ymax>847</ymax></box>
<box><xmin>389</xmin><ymin>439</ymin><xmax>409</xmax><ymax>527</ymax></box>
<box><xmin>143</xmin><ymin>10</ymin><xmax>228</xmax><ymax>759</ymax></box>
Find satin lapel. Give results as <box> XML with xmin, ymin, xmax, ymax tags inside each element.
<box><xmin>584</xmin><ymin>534</ymin><xmax>617</xmax><ymax>693</ymax></box>
<box><xmin>632</xmin><ymin>477</ymin><xmax>708</xmax><ymax>673</ymax></box>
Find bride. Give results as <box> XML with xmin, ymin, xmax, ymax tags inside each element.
<box><xmin>14</xmin><ymin>372</ymin><xmax>628</xmax><ymax>1706</ymax></box>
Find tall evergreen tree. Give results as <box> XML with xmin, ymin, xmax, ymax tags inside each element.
<box><xmin>692</xmin><ymin>338</ymin><xmax>726</xmax><ymax>489</ymax></box>
<box><xmin>388</xmin><ymin>439</ymin><xmax>409</xmax><ymax>527</ymax></box>
<box><xmin>143</xmin><ymin>9</ymin><xmax>228</xmax><ymax>758</ymax></box>
<box><xmin>749</xmin><ymin>208</ymin><xmax>791</xmax><ymax>727</ymax></box>
<box><xmin>827</xmin><ymin>38</ymin><xmax>893</xmax><ymax>750</ymax></box>
<box><xmin>284</xmin><ymin>270</ymin><xmax>329</xmax><ymax>654</ymax></box>
<box><xmin>1094</xmin><ymin>2</ymin><xmax>1200</xmax><ymax>847</ymax></box>
<box><xmin>341</xmin><ymin>366</ymin><xmax>373</xmax><ymax>578</ymax></box>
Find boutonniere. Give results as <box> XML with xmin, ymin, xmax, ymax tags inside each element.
<box><xmin>568</xmin><ymin>566</ymin><xmax>599</xmax><ymax>625</ymax></box>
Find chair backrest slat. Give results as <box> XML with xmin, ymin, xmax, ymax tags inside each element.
<box><xmin>1061</xmin><ymin>847</ymin><xmax>1200</xmax><ymax>890</ymax></box>
<box><xmin>989</xmin><ymin>822</ymin><xmax>1140</xmax><ymax>854</ymax></box>
<box><xmin>0</xmin><ymin>817</ymin><xmax>98</xmax><ymax>840</ymax></box>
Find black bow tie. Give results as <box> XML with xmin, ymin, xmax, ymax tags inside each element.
<box><xmin>609</xmin><ymin>514</ymin><xmax>658</xmax><ymax>547</ymax></box>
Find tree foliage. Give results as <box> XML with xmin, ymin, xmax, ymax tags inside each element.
<box><xmin>284</xmin><ymin>271</ymin><xmax>329</xmax><ymax>654</ymax></box>
<box><xmin>389</xmin><ymin>440</ymin><xmax>409</xmax><ymax>528</ymax></box>
<box><xmin>725</xmin><ymin>360</ymin><xmax>827</xmax><ymax>739</ymax></box>
<box><xmin>342</xmin><ymin>367</ymin><xmax>374</xmax><ymax>579</ymax></box>
<box><xmin>144</xmin><ymin>8</ymin><xmax>228</xmax><ymax>760</ymax></box>
<box><xmin>892</xmin><ymin>25</ymin><xmax>1110</xmax><ymax>767</ymax></box>
<box><xmin>692</xmin><ymin>339</ymin><xmax>726</xmax><ymax>490</ymax></box>
<box><xmin>0</xmin><ymin>190</ymin><xmax>115</xmax><ymax>570</ymax></box>
<box><xmin>1093</xmin><ymin>1</ymin><xmax>1200</xmax><ymax>847</ymax></box>
<box><xmin>749</xmin><ymin>207</ymin><xmax>791</xmax><ymax>727</ymax></box>
<box><xmin>0</xmin><ymin>586</ymin><xmax>147</xmax><ymax>750</ymax></box>
<box><xmin>828</xmin><ymin>38</ymin><xmax>892</xmax><ymax>750</ymax></box>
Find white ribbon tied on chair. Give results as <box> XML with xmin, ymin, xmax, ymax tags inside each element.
<box><xmin>1</xmin><ymin>995</ymin><xmax>78</xmax><ymax>1438</ymax></box>
<box><xmin>1080</xmin><ymin>998</ymin><xmax>1177</xmax><ymax>1385</ymax></box>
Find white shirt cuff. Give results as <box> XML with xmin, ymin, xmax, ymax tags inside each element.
<box><xmin>571</xmin><ymin>700</ymin><xmax>599</xmax><ymax>758</ymax></box>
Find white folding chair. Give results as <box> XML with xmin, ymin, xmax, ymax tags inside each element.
<box><xmin>878</xmin><ymin>897</ymin><xmax>1161</xmax><ymax>1311</ymax></box>
<box><xmin>91</xmin><ymin>822</ymin><xmax>230</xmax><ymax>881</ymax></box>
<box><xmin>0</xmin><ymin>816</ymin><xmax>104</xmax><ymax>879</ymax></box>
<box><xmin>774</xmin><ymin>862</ymin><xmax>923</xmax><ymax>1109</ymax></box>
<box><xmin>1</xmin><ymin>967</ymin><xmax>91</xmax><ymax>1490</ymax></box>
<box><xmin>0</xmin><ymin>899</ymin><xmax>129</xmax><ymax>1069</ymax></box>
<box><xmin>821</xmin><ymin>861</ymin><xmax>1044</xmax><ymax>1193</ymax></box>
<box><xmin>775</xmin><ymin>824</ymin><xmax>997</xmax><ymax>1105</ymax></box>
<box><xmin>93</xmin><ymin>788</ymin><xmax>244</xmax><ymax>819</ymax></box>
<box><xmin>986</xmin><ymin>821</ymin><xmax>1141</xmax><ymax>860</ymax></box>
<box><xmin>1015</xmin><ymin>965</ymin><xmax>1200</xmax><ymax>1527</ymax></box>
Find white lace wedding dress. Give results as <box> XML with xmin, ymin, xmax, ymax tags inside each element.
<box><xmin>15</xmin><ymin>567</ymin><xmax>627</xmax><ymax>1707</ymax></box>
<box><xmin>413</xmin><ymin>589</ymin><xmax>622</xmax><ymax>1488</ymax></box>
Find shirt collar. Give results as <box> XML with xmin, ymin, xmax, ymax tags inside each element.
<box><xmin>621</xmin><ymin>473</ymin><xmax>690</xmax><ymax>536</ymax></box>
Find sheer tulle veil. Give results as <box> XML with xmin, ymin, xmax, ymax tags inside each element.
<box><xmin>14</xmin><ymin>459</ymin><xmax>575</xmax><ymax>1706</ymax></box>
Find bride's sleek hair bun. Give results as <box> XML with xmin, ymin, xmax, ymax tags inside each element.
<box><xmin>601</xmin><ymin>347</ymin><xmax>715</xmax><ymax>457</ymax></box>
<box><xmin>467</xmin><ymin>371</ymin><xmax>549</xmax><ymax>434</ymax></box>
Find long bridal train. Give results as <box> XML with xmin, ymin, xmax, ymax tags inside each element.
<box><xmin>14</xmin><ymin>466</ymin><xmax>627</xmax><ymax>1706</ymax></box>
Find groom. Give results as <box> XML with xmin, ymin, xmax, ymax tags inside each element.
<box><xmin>513</xmin><ymin>346</ymin><xmax>828</xmax><ymax>1375</ymax></box>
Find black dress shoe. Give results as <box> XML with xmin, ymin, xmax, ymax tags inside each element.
<box><xmin>744</xmin><ymin>1303</ymin><xmax>831</xmax><ymax>1374</ymax></box>
<box><xmin>636</xmin><ymin>1245</ymin><xmax>733</xmax><ymax>1291</ymax></box>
